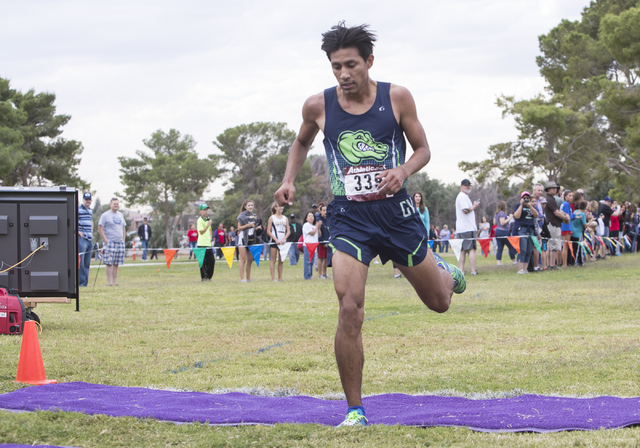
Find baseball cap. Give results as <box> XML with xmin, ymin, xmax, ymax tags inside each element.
<box><xmin>604</xmin><ymin>196</ymin><xmax>612</xmax><ymax>202</ymax></box>
<box><xmin>312</xmin><ymin>204</ymin><xmax>318</xmax><ymax>208</ymax></box>
<box><xmin>461</xmin><ymin>179</ymin><xmax>471</xmax><ymax>186</ymax></box>
<box><xmin>289</xmin><ymin>214</ymin><xmax>295</xmax><ymax>218</ymax></box>
<box><xmin>198</xmin><ymin>204</ymin><xmax>210</xmax><ymax>210</ymax></box>
<box><xmin>521</xmin><ymin>191</ymin><xmax>531</xmax><ymax>198</ymax></box>
<box><xmin>540</xmin><ymin>197</ymin><xmax>548</xmax><ymax>204</ymax></box>
<box><xmin>83</xmin><ymin>192</ymin><xmax>92</xmax><ymax>200</ymax></box>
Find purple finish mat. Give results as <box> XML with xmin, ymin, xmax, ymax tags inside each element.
<box><xmin>1</xmin><ymin>382</ymin><xmax>640</xmax><ymax>432</ymax></box>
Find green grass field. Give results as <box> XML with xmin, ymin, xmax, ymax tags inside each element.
<box><xmin>1</xmin><ymin>252</ymin><xmax>640</xmax><ymax>447</ymax></box>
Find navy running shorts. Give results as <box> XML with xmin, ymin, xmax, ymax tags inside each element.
<box><xmin>327</xmin><ymin>189</ymin><xmax>429</xmax><ymax>267</ymax></box>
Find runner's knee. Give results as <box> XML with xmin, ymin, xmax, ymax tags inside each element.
<box><xmin>338</xmin><ymin>296</ymin><xmax>364</xmax><ymax>332</ymax></box>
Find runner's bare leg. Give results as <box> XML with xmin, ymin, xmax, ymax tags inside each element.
<box><xmin>396</xmin><ymin>250</ymin><xmax>452</xmax><ymax>312</ymax></box>
<box><xmin>332</xmin><ymin>251</ymin><xmax>368</xmax><ymax>407</ymax></box>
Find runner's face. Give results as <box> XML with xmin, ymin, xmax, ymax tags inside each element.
<box><xmin>330</xmin><ymin>47</ymin><xmax>373</xmax><ymax>96</ymax></box>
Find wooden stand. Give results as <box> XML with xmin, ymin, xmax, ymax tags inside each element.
<box><xmin>22</xmin><ymin>297</ymin><xmax>72</xmax><ymax>309</ymax></box>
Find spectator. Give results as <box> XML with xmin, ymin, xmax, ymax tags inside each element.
<box><xmin>560</xmin><ymin>190</ymin><xmax>574</xmax><ymax>267</ymax></box>
<box><xmin>544</xmin><ymin>182</ymin><xmax>570</xmax><ymax>270</ymax></box>
<box><xmin>513</xmin><ymin>191</ymin><xmax>539</xmax><ymax>274</ymax></box>
<box><xmin>571</xmin><ymin>200</ymin><xmax>592</xmax><ymax>265</ymax></box>
<box><xmin>477</xmin><ymin>216</ymin><xmax>490</xmax><ymax>257</ymax></box>
<box><xmin>412</xmin><ymin>192</ymin><xmax>430</xmax><ymax>233</ymax></box>
<box><xmin>597</xmin><ymin>196</ymin><xmax>614</xmax><ymax>242</ymax></box>
<box><xmin>477</xmin><ymin>216</ymin><xmax>490</xmax><ymax>239</ymax></box>
<box><xmin>287</xmin><ymin>214</ymin><xmax>302</xmax><ymax>265</ymax></box>
<box><xmin>531</xmin><ymin>183</ymin><xmax>545</xmax><ymax>269</ymax></box>
<box><xmin>213</xmin><ymin>223</ymin><xmax>226</xmax><ymax>259</ymax></box>
<box><xmin>98</xmin><ymin>198</ymin><xmax>126</xmax><ymax>286</ymax></box>
<box><xmin>302</xmin><ymin>211</ymin><xmax>321</xmax><ymax>280</ymax></box>
<box><xmin>237</xmin><ymin>199</ymin><xmax>261</xmax><ymax>282</ymax></box>
<box><xmin>266</xmin><ymin>203</ymin><xmax>290</xmax><ymax>282</ymax></box>
<box><xmin>493</xmin><ymin>200</ymin><xmax>515</xmax><ymax>266</ymax></box>
<box><xmin>539</xmin><ymin>197</ymin><xmax>550</xmax><ymax>270</ymax></box>
<box><xmin>432</xmin><ymin>226</ymin><xmax>441</xmax><ymax>253</ymax></box>
<box><xmin>228</xmin><ymin>226</ymin><xmax>238</xmax><ymax>260</ymax></box>
<box><xmin>196</xmin><ymin>204</ymin><xmax>214</xmax><ymax>281</ymax></box>
<box><xmin>78</xmin><ymin>192</ymin><xmax>93</xmax><ymax>287</ymax></box>
<box><xmin>187</xmin><ymin>224</ymin><xmax>198</xmax><ymax>260</ymax></box>
<box><xmin>150</xmin><ymin>241</ymin><xmax>159</xmax><ymax>260</ymax></box>
<box><xmin>439</xmin><ymin>225</ymin><xmax>451</xmax><ymax>253</ymax></box>
<box><xmin>317</xmin><ymin>204</ymin><xmax>329</xmax><ymax>279</ymax></box>
<box><xmin>455</xmin><ymin>179</ymin><xmax>480</xmax><ymax>275</ymax></box>
<box><xmin>610</xmin><ymin>202</ymin><xmax>625</xmax><ymax>256</ymax></box>
<box><xmin>137</xmin><ymin>217</ymin><xmax>152</xmax><ymax>262</ymax></box>
<box><xmin>628</xmin><ymin>203</ymin><xmax>639</xmax><ymax>253</ymax></box>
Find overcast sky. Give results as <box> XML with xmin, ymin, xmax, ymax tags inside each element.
<box><xmin>2</xmin><ymin>0</ymin><xmax>588</xmax><ymax>205</ymax></box>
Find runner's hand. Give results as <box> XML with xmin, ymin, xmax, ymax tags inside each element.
<box><xmin>376</xmin><ymin>167</ymin><xmax>406</xmax><ymax>195</ymax></box>
<box><xmin>275</xmin><ymin>183</ymin><xmax>295</xmax><ymax>206</ymax></box>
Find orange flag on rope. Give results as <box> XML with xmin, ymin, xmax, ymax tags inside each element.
<box><xmin>568</xmin><ymin>241</ymin><xmax>575</xmax><ymax>260</ymax></box>
<box><xmin>507</xmin><ymin>236</ymin><xmax>521</xmax><ymax>254</ymax></box>
<box><xmin>162</xmin><ymin>249</ymin><xmax>178</xmax><ymax>269</ymax></box>
<box><xmin>478</xmin><ymin>238</ymin><xmax>491</xmax><ymax>258</ymax></box>
<box><xmin>306</xmin><ymin>243</ymin><xmax>319</xmax><ymax>262</ymax></box>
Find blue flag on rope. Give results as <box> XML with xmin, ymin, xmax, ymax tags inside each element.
<box><xmin>428</xmin><ymin>240</ymin><xmax>434</xmax><ymax>250</ymax></box>
<box><xmin>248</xmin><ymin>245</ymin><xmax>263</xmax><ymax>266</ymax></box>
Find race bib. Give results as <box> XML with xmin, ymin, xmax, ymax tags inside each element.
<box><xmin>344</xmin><ymin>165</ymin><xmax>392</xmax><ymax>202</ymax></box>
<box><xmin>248</xmin><ymin>228</ymin><xmax>254</xmax><ymax>236</ymax></box>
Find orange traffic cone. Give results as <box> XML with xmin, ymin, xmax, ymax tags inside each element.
<box><xmin>15</xmin><ymin>320</ymin><xmax>57</xmax><ymax>385</ymax></box>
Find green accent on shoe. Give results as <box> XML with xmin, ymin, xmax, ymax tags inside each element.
<box><xmin>335</xmin><ymin>237</ymin><xmax>362</xmax><ymax>262</ymax></box>
<box><xmin>337</xmin><ymin>410</ymin><xmax>368</xmax><ymax>427</ymax></box>
<box><xmin>433</xmin><ymin>253</ymin><xmax>466</xmax><ymax>294</ymax></box>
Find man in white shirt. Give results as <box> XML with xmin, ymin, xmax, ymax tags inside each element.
<box><xmin>455</xmin><ymin>179</ymin><xmax>480</xmax><ymax>275</ymax></box>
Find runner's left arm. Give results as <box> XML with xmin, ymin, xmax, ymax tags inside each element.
<box><xmin>377</xmin><ymin>85</ymin><xmax>431</xmax><ymax>196</ymax></box>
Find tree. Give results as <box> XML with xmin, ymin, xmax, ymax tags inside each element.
<box><xmin>0</xmin><ymin>77</ymin><xmax>88</xmax><ymax>188</ymax></box>
<box><xmin>459</xmin><ymin>95</ymin><xmax>603</xmax><ymax>190</ymax></box>
<box><xmin>119</xmin><ymin>129</ymin><xmax>218</xmax><ymax>248</ymax></box>
<box><xmin>534</xmin><ymin>0</ymin><xmax>640</xmax><ymax>200</ymax></box>
<box><xmin>461</xmin><ymin>0</ymin><xmax>640</xmax><ymax>199</ymax></box>
<box><xmin>212</xmin><ymin>122</ymin><xmax>332</xmax><ymax>223</ymax></box>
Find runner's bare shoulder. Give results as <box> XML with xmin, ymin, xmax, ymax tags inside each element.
<box><xmin>302</xmin><ymin>91</ymin><xmax>325</xmax><ymax>123</ymax></box>
<box><xmin>389</xmin><ymin>84</ymin><xmax>416</xmax><ymax>107</ymax></box>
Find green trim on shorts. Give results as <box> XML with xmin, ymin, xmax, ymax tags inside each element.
<box><xmin>407</xmin><ymin>236</ymin><xmax>425</xmax><ymax>267</ymax></box>
<box><xmin>329</xmin><ymin>243</ymin><xmax>336</xmax><ymax>252</ymax></box>
<box><xmin>335</xmin><ymin>237</ymin><xmax>362</xmax><ymax>262</ymax></box>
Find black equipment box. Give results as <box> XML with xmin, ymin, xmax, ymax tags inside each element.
<box><xmin>0</xmin><ymin>187</ymin><xmax>79</xmax><ymax>311</ymax></box>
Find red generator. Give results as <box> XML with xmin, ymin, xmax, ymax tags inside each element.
<box><xmin>0</xmin><ymin>287</ymin><xmax>26</xmax><ymax>335</ymax></box>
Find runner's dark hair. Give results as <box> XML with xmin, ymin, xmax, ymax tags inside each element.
<box><xmin>321</xmin><ymin>22</ymin><xmax>377</xmax><ymax>61</ymax></box>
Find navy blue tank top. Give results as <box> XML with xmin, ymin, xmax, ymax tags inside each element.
<box><xmin>322</xmin><ymin>82</ymin><xmax>406</xmax><ymax>200</ymax></box>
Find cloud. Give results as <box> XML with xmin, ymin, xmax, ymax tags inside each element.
<box><xmin>1</xmin><ymin>0</ymin><xmax>587</xmax><ymax>201</ymax></box>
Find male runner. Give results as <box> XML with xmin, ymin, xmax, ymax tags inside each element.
<box><xmin>274</xmin><ymin>23</ymin><xmax>466</xmax><ymax>427</ymax></box>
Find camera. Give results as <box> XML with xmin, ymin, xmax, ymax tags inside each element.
<box><xmin>523</xmin><ymin>198</ymin><xmax>530</xmax><ymax>204</ymax></box>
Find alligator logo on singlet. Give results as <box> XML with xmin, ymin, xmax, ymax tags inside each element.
<box><xmin>337</xmin><ymin>130</ymin><xmax>389</xmax><ymax>165</ymax></box>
